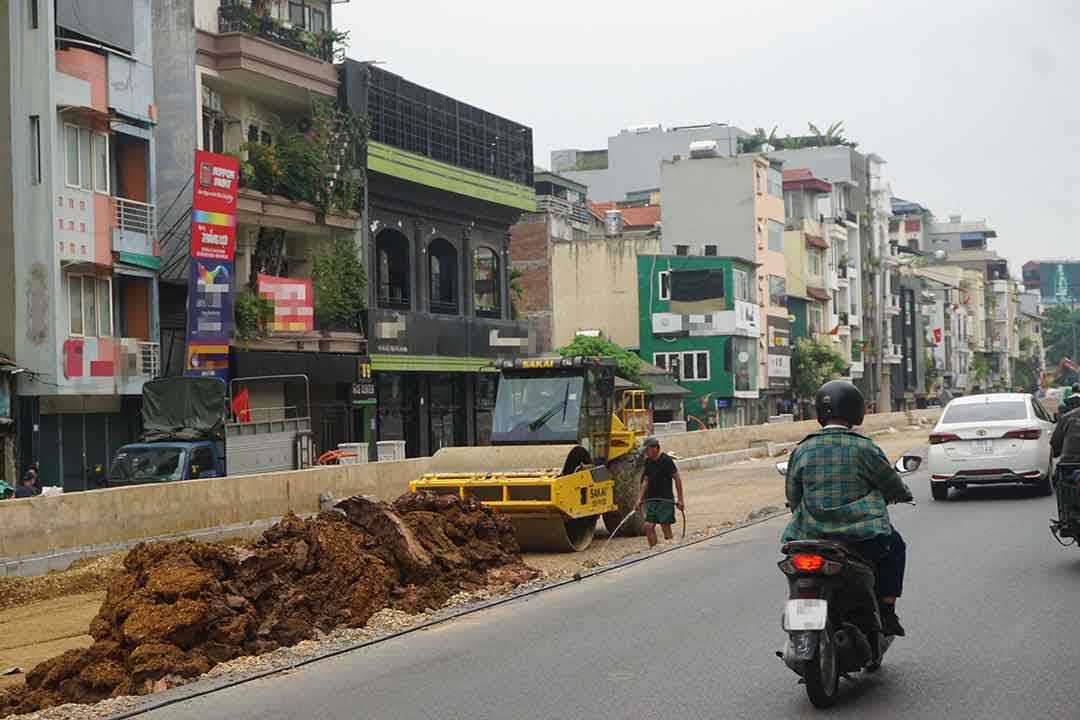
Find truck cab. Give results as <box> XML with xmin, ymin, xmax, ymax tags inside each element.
<box><xmin>106</xmin><ymin>441</ymin><xmax>224</xmax><ymax>487</ymax></box>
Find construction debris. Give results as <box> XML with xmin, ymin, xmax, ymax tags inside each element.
<box><xmin>0</xmin><ymin>556</ymin><xmax>124</xmax><ymax>612</ymax></box>
<box><xmin>0</xmin><ymin>493</ymin><xmax>536</xmax><ymax>717</ymax></box>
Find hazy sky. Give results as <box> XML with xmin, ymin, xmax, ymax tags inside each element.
<box><xmin>335</xmin><ymin>0</ymin><xmax>1079</xmax><ymax>274</ymax></box>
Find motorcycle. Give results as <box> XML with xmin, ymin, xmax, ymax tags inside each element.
<box><xmin>773</xmin><ymin>454</ymin><xmax>921</xmax><ymax>708</ymax></box>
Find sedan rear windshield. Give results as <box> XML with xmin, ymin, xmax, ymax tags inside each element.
<box><xmin>943</xmin><ymin>401</ymin><xmax>1028</xmax><ymax>424</ymax></box>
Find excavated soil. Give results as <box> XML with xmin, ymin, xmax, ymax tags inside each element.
<box><xmin>0</xmin><ymin>493</ymin><xmax>536</xmax><ymax>717</ymax></box>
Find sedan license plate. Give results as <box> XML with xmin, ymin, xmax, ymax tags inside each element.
<box><xmin>972</xmin><ymin>439</ymin><xmax>994</xmax><ymax>455</ymax></box>
<box><xmin>784</xmin><ymin>599</ymin><xmax>828</xmax><ymax>631</ymax></box>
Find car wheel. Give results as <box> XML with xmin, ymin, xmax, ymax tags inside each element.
<box><xmin>931</xmin><ymin>482</ymin><xmax>948</xmax><ymax>501</ymax></box>
<box><xmin>1037</xmin><ymin>456</ymin><xmax>1053</xmax><ymax>496</ymax></box>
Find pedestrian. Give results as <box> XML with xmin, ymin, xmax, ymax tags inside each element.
<box><xmin>14</xmin><ymin>471</ymin><xmax>38</xmax><ymax>498</ymax></box>
<box><xmin>635</xmin><ymin>436</ymin><xmax>685</xmax><ymax>547</ymax></box>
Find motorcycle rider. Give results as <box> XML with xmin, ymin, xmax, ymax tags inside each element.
<box><xmin>782</xmin><ymin>380</ymin><xmax>913</xmax><ymax>637</ymax></box>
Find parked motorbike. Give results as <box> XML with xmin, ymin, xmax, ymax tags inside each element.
<box><xmin>773</xmin><ymin>454</ymin><xmax>920</xmax><ymax>708</ymax></box>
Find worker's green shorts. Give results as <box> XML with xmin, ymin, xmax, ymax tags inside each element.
<box><xmin>643</xmin><ymin>499</ymin><xmax>676</xmax><ymax>525</ymax></box>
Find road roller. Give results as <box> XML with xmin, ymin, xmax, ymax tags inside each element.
<box><xmin>409</xmin><ymin>356</ymin><xmax>647</xmax><ymax>551</ymax></box>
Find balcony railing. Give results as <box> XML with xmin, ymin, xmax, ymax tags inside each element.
<box><xmin>839</xmin><ymin>311</ymin><xmax>849</xmax><ymax>326</ymax></box>
<box><xmin>429</xmin><ymin>299</ymin><xmax>460</xmax><ymax>315</ymax></box>
<box><xmin>536</xmin><ymin>195</ymin><xmax>591</xmax><ymax>225</ymax></box>
<box><xmin>138</xmin><ymin>341</ymin><xmax>160</xmax><ymax>378</ymax></box>
<box><xmin>218</xmin><ymin>3</ymin><xmax>334</xmax><ymax>63</ymax></box>
<box><xmin>115</xmin><ymin>198</ymin><xmax>156</xmax><ymax>240</ymax></box>
<box><xmin>377</xmin><ymin>292</ymin><xmax>411</xmax><ymax>311</ymax></box>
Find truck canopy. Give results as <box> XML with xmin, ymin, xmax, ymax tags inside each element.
<box><xmin>142</xmin><ymin>377</ymin><xmax>226</xmax><ymax>442</ymax></box>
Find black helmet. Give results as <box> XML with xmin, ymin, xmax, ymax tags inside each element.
<box><xmin>815</xmin><ymin>380</ymin><xmax>865</xmax><ymax>427</ymax></box>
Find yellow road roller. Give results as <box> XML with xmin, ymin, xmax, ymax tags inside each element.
<box><xmin>410</xmin><ymin>356</ymin><xmax>646</xmax><ymax>551</ymax></box>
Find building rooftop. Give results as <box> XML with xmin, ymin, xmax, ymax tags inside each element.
<box><xmin>782</xmin><ymin>168</ymin><xmax>832</xmax><ymax>193</ymax></box>
<box><xmin>891</xmin><ymin>197</ymin><xmax>931</xmax><ymax>216</ymax></box>
<box><xmin>587</xmin><ymin>202</ymin><xmax>661</xmax><ymax>229</ymax></box>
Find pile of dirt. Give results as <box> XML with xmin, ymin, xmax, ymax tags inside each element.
<box><xmin>0</xmin><ymin>493</ymin><xmax>536</xmax><ymax>717</ymax></box>
<box><xmin>0</xmin><ymin>554</ymin><xmax>125</xmax><ymax>612</ymax></box>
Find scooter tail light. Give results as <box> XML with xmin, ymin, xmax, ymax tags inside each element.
<box><xmin>929</xmin><ymin>432</ymin><xmax>961</xmax><ymax>445</ymax></box>
<box><xmin>1004</xmin><ymin>427</ymin><xmax>1041</xmax><ymax>440</ymax></box>
<box><xmin>791</xmin><ymin>554</ymin><xmax>825</xmax><ymax>572</ymax></box>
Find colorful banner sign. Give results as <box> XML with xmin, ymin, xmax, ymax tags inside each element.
<box><xmin>188</xmin><ymin>260</ymin><xmax>235</xmax><ymax>341</ymax></box>
<box><xmin>186</xmin><ymin>151</ymin><xmax>238</xmax><ymax>381</ymax></box>
<box><xmin>190</xmin><ymin>151</ymin><xmax>239</xmax><ymax>261</ymax></box>
<box><xmin>257</xmin><ymin>274</ymin><xmax>314</xmax><ymax>333</ymax></box>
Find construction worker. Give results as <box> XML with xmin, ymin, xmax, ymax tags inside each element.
<box><xmin>635</xmin><ymin>436</ymin><xmax>685</xmax><ymax>547</ymax></box>
<box><xmin>14</xmin><ymin>472</ymin><xmax>38</xmax><ymax>498</ymax></box>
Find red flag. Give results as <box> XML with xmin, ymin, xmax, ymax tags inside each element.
<box><xmin>933</xmin><ymin>328</ymin><xmax>942</xmax><ymax>343</ymax></box>
<box><xmin>231</xmin><ymin>387</ymin><xmax>251</xmax><ymax>423</ymax></box>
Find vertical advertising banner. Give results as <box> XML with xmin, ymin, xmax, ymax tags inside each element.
<box><xmin>186</xmin><ymin>151</ymin><xmax>239</xmax><ymax>381</ymax></box>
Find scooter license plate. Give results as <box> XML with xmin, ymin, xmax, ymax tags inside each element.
<box><xmin>784</xmin><ymin>599</ymin><xmax>828</xmax><ymax>631</ymax></box>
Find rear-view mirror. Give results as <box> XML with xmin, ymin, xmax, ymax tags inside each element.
<box><xmin>775</xmin><ymin>461</ymin><xmax>789</xmax><ymax>476</ymax></box>
<box><xmin>894</xmin><ymin>456</ymin><xmax>922</xmax><ymax>473</ymax></box>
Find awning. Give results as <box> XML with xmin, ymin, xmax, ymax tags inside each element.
<box><xmin>806</xmin><ymin>235</ymin><xmax>829</xmax><ymax>250</ymax></box>
<box><xmin>232</xmin><ymin>350</ymin><xmax>366</xmax><ymax>385</ymax></box>
<box><xmin>116</xmin><ymin>251</ymin><xmax>161</xmax><ymax>271</ymax></box>
<box><xmin>641</xmin><ymin>373</ymin><xmax>690</xmax><ymax>397</ymax></box>
<box><xmin>807</xmin><ymin>286</ymin><xmax>830</xmax><ymax>302</ymax></box>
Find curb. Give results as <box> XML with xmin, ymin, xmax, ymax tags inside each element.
<box><xmin>676</xmin><ymin>441</ymin><xmax>797</xmax><ymax>472</ymax></box>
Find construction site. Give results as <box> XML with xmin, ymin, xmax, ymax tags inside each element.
<box><xmin>0</xmin><ymin>403</ymin><xmax>937</xmax><ymax>719</ymax></box>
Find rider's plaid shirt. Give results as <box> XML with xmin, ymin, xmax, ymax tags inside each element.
<box><xmin>782</xmin><ymin>427</ymin><xmax>911</xmax><ymax>542</ymax></box>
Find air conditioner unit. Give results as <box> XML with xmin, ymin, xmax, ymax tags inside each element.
<box><xmin>652</xmin><ymin>313</ymin><xmax>684</xmax><ymax>334</ymax></box>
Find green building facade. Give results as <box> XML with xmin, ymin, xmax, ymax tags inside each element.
<box><xmin>637</xmin><ymin>255</ymin><xmax>762</xmax><ymax>428</ymax></box>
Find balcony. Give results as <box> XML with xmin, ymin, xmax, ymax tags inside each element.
<box><xmin>844</xmin><ymin>209</ymin><xmax>859</xmax><ymax>226</ymax></box>
<box><xmin>112</xmin><ymin>198</ymin><xmax>156</xmax><ymax>257</ymax></box>
<box><xmin>885</xmin><ymin>297</ymin><xmax>902</xmax><ymax>316</ymax></box>
<box><xmin>536</xmin><ymin>195</ymin><xmax>592</xmax><ymax>226</ymax></box>
<box><xmin>884</xmin><ymin>344</ymin><xmax>904</xmax><ymax>364</ymax></box>
<box><xmin>850</xmin><ymin>360</ymin><xmax>865</xmax><ymax>377</ymax></box>
<box><xmin>197</xmin><ymin>5</ymin><xmax>339</xmax><ymax>103</ymax></box>
<box><xmin>138</xmin><ymin>341</ymin><xmax>161</xmax><ymax>378</ymax></box>
<box><xmin>838</xmin><ymin>311</ymin><xmax>850</xmax><ymax>327</ymax></box>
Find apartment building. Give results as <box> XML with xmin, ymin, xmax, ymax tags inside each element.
<box><xmin>2</xmin><ymin>0</ymin><xmax>161</xmax><ymax>488</ymax></box>
<box><xmin>660</xmin><ymin>150</ymin><xmax>791</xmax><ymax>417</ymax></box>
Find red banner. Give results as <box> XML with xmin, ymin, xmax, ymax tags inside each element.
<box><xmin>190</xmin><ymin>151</ymin><xmax>238</xmax><ymax>261</ymax></box>
<box><xmin>933</xmin><ymin>327</ymin><xmax>942</xmax><ymax>343</ymax></box>
<box><xmin>258</xmin><ymin>274</ymin><xmax>314</xmax><ymax>332</ymax></box>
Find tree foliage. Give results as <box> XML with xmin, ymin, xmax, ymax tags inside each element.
<box><xmin>311</xmin><ymin>235</ymin><xmax>367</xmax><ymax>330</ymax></box>
<box><xmin>790</xmin><ymin>339</ymin><xmax>846</xmax><ymax>402</ymax></box>
<box><xmin>556</xmin><ymin>335</ymin><xmax>642</xmax><ymax>384</ymax></box>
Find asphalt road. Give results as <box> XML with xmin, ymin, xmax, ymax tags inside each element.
<box><xmin>134</xmin><ymin>451</ymin><xmax>1080</xmax><ymax>720</ymax></box>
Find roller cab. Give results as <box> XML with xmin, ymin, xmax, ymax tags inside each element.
<box><xmin>411</xmin><ymin>357</ymin><xmax>643</xmax><ymax>551</ymax></box>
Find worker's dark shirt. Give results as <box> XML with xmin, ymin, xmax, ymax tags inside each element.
<box><xmin>14</xmin><ymin>484</ymin><xmax>36</xmax><ymax>498</ymax></box>
<box><xmin>642</xmin><ymin>452</ymin><xmax>678</xmax><ymax>500</ymax></box>
<box><xmin>1051</xmin><ymin>407</ymin><xmax>1080</xmax><ymax>465</ymax></box>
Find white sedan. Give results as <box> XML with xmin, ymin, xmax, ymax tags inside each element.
<box><xmin>927</xmin><ymin>393</ymin><xmax>1056</xmax><ymax>501</ymax></box>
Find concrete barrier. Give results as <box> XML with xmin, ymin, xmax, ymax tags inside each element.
<box><xmin>0</xmin><ymin>408</ymin><xmax>940</xmax><ymax>573</ymax></box>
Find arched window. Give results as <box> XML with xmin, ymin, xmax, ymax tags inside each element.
<box><xmin>375</xmin><ymin>229</ymin><xmax>410</xmax><ymax>310</ymax></box>
<box><xmin>428</xmin><ymin>238</ymin><xmax>458</xmax><ymax>314</ymax></box>
<box><xmin>473</xmin><ymin>247</ymin><xmax>501</xmax><ymax>318</ymax></box>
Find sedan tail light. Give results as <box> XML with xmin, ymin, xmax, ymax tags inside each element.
<box><xmin>1004</xmin><ymin>428</ymin><xmax>1042</xmax><ymax>440</ymax></box>
<box><xmin>929</xmin><ymin>432</ymin><xmax>962</xmax><ymax>445</ymax></box>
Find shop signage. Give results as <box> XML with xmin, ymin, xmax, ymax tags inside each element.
<box><xmin>351</xmin><ymin>356</ymin><xmax>376</xmax><ymax>404</ymax></box>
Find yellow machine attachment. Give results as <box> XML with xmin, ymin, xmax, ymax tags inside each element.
<box><xmin>410</xmin><ymin>357</ymin><xmax>647</xmax><ymax>552</ymax></box>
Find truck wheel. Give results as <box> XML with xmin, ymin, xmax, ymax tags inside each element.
<box><xmin>604</xmin><ymin>447</ymin><xmax>645</xmax><ymax>537</ymax></box>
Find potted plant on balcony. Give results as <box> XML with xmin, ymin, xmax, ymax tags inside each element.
<box><xmin>235</xmin><ymin>291</ymin><xmax>275</xmax><ymax>346</ymax></box>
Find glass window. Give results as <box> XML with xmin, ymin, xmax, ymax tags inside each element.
<box><xmin>473</xmin><ymin>247</ymin><xmax>500</xmax><ymax>318</ymax></box>
<box><xmin>767</xmin><ymin>167</ymin><xmax>782</xmax><ymax>197</ymax></box>
<box><xmin>288</xmin><ymin>2</ymin><xmax>305</xmax><ymax>26</ymax></box>
<box><xmin>93</xmin><ymin>133</ymin><xmax>109</xmax><ymax>194</ymax></box>
<box><xmin>68</xmin><ymin>276</ymin><xmax>83</xmax><ymax>335</ymax></box>
<box><xmin>658</xmin><ymin>271</ymin><xmax>670</xmax><ymax>301</ymax></box>
<box><xmin>809</xmin><ymin>250</ymin><xmax>823</xmax><ymax>277</ymax></box>
<box><xmin>65</xmin><ymin>125</ymin><xmax>79</xmax><ymax>187</ymax></box>
<box><xmin>733</xmin><ymin>337</ymin><xmax>755</xmax><ymax>392</ymax></box>
<box><xmin>82</xmin><ymin>276</ymin><xmax>98</xmax><ymax>338</ymax></box>
<box><xmin>653</xmin><ymin>353</ymin><xmax>667</xmax><ymax>370</ymax></box>
<box><xmin>30</xmin><ymin>116</ymin><xmax>41</xmax><ymax>185</ymax></box>
<box><xmin>97</xmin><ymin>278</ymin><xmax>112</xmax><ymax>336</ymax></box>
<box><xmin>768</xmin><ymin>220</ymin><xmax>784</xmax><ymax>252</ymax></box>
<box><xmin>309</xmin><ymin>7</ymin><xmax>325</xmax><ymax>33</ymax></box>
<box><xmin>78</xmin><ymin>128</ymin><xmax>91</xmax><ymax>190</ymax></box>
<box><xmin>675</xmin><ymin>245</ymin><xmax>689</xmax><ymax>256</ymax></box>
<box><xmin>704</xmin><ymin>245</ymin><xmax>718</xmax><ymax>256</ymax></box>
<box><xmin>942</xmin><ymin>400</ymin><xmax>1028</xmax><ymax>424</ymax></box>
<box><xmin>734</xmin><ymin>269</ymin><xmax>750</xmax><ymax>301</ymax></box>
<box><xmin>769</xmin><ymin>275</ymin><xmax>786</xmax><ymax>308</ymax></box>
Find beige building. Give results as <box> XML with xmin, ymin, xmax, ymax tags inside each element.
<box><xmin>661</xmin><ymin>151</ymin><xmax>790</xmax><ymax>412</ymax></box>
